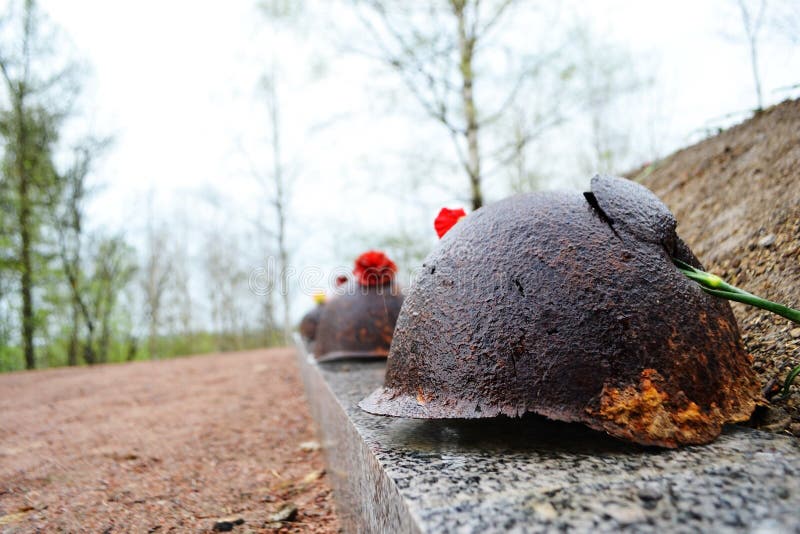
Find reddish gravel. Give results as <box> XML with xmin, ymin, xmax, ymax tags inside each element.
<box><xmin>0</xmin><ymin>349</ymin><xmax>339</xmax><ymax>533</ymax></box>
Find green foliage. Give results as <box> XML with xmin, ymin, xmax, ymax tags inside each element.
<box><xmin>13</xmin><ymin>327</ymin><xmax>284</xmax><ymax>371</ymax></box>
<box><xmin>0</xmin><ymin>0</ymin><xmax>76</xmax><ymax>369</ymax></box>
<box><xmin>0</xmin><ymin>326</ymin><xmax>285</xmax><ymax>373</ymax></box>
<box><xmin>0</xmin><ymin>344</ymin><xmax>23</xmax><ymax>372</ymax></box>
<box><xmin>0</xmin><ymin>1</ymin><xmax>146</xmax><ymax>371</ymax></box>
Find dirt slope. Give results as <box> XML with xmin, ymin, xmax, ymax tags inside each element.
<box><xmin>0</xmin><ymin>349</ymin><xmax>339</xmax><ymax>533</ymax></box>
<box><xmin>634</xmin><ymin>98</ymin><xmax>800</xmax><ymax>434</ymax></box>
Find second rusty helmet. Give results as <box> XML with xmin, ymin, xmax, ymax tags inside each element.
<box><xmin>314</xmin><ymin>251</ymin><xmax>405</xmax><ymax>362</ymax></box>
<box><xmin>299</xmin><ymin>305</ymin><xmax>324</xmax><ymax>344</ymax></box>
<box><xmin>299</xmin><ymin>292</ymin><xmax>328</xmax><ymax>344</ymax></box>
<box><xmin>359</xmin><ymin>175</ymin><xmax>761</xmax><ymax>448</ymax></box>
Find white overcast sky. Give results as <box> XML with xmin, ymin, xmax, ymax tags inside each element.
<box><xmin>32</xmin><ymin>0</ymin><xmax>800</xmax><ymax>321</ymax></box>
<box><xmin>39</xmin><ymin>0</ymin><xmax>799</xmax><ymax>220</ymax></box>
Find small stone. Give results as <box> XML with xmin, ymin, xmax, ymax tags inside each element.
<box><xmin>759</xmin><ymin>406</ymin><xmax>792</xmax><ymax>432</ymax></box>
<box><xmin>268</xmin><ymin>503</ymin><xmax>298</xmax><ymax>523</ymax></box>
<box><xmin>301</xmin><ymin>469</ymin><xmax>325</xmax><ymax>484</ymax></box>
<box><xmin>530</xmin><ymin>501</ymin><xmax>558</xmax><ymax>521</ymax></box>
<box><xmin>637</xmin><ymin>486</ymin><xmax>663</xmax><ymax>502</ymax></box>
<box><xmin>212</xmin><ymin>518</ymin><xmax>244</xmax><ymax>532</ymax></box>
<box><xmin>758</xmin><ymin>234</ymin><xmax>776</xmax><ymax>247</ymax></box>
<box><xmin>790</xmin><ymin>328</ymin><xmax>800</xmax><ymax>339</ymax></box>
<box><xmin>604</xmin><ymin>504</ymin><xmax>646</xmax><ymax>525</ymax></box>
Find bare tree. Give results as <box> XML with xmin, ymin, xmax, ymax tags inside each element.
<box><xmin>264</xmin><ymin>71</ymin><xmax>291</xmax><ymax>343</ymax></box>
<box><xmin>243</xmin><ymin>66</ymin><xmax>293</xmax><ymax>344</ymax></box>
<box><xmin>203</xmin><ymin>231</ymin><xmax>248</xmax><ymax>351</ymax></box>
<box><xmin>254</xmin><ymin>2</ymin><xmax>299</xmax><ymax>344</ymax></box>
<box><xmin>572</xmin><ymin>28</ymin><xmax>649</xmax><ymax>175</ymax></box>
<box><xmin>90</xmin><ymin>236</ymin><xmax>137</xmax><ymax>363</ymax></box>
<box><xmin>168</xmin><ymin>241</ymin><xmax>195</xmax><ymax>353</ymax></box>
<box><xmin>141</xmin><ymin>213</ymin><xmax>173</xmax><ymax>359</ymax></box>
<box><xmin>348</xmin><ymin>0</ymin><xmax>561</xmax><ymax>209</ymax></box>
<box><xmin>506</xmin><ymin>111</ymin><xmax>545</xmax><ymax>193</ymax></box>
<box><xmin>154</xmin><ymin>204</ymin><xmax>197</xmax><ymax>357</ymax></box>
<box><xmin>769</xmin><ymin>1</ymin><xmax>800</xmax><ymax>44</ymax></box>
<box><xmin>49</xmin><ymin>140</ymin><xmax>110</xmax><ymax>365</ymax></box>
<box><xmin>736</xmin><ymin>0</ymin><xmax>767</xmax><ymax>110</ymax></box>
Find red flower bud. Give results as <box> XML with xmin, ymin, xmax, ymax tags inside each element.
<box><xmin>434</xmin><ymin>207</ymin><xmax>467</xmax><ymax>238</ymax></box>
<box><xmin>353</xmin><ymin>250</ymin><xmax>397</xmax><ymax>287</ymax></box>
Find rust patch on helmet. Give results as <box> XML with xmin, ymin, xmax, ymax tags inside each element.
<box><xmin>588</xmin><ymin>369</ymin><xmax>723</xmax><ymax>448</ymax></box>
<box><xmin>415</xmin><ymin>386</ymin><xmax>435</xmax><ymax>406</ymax></box>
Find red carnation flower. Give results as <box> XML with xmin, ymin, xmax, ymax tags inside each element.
<box><xmin>335</xmin><ymin>274</ymin><xmax>349</xmax><ymax>286</ymax></box>
<box><xmin>434</xmin><ymin>207</ymin><xmax>467</xmax><ymax>238</ymax></box>
<box><xmin>353</xmin><ymin>250</ymin><xmax>397</xmax><ymax>287</ymax></box>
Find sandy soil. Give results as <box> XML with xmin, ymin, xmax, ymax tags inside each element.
<box><xmin>0</xmin><ymin>349</ymin><xmax>339</xmax><ymax>533</ymax></box>
<box><xmin>634</xmin><ymin>98</ymin><xmax>800</xmax><ymax>435</ymax></box>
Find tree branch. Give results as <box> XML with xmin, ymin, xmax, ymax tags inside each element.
<box><xmin>475</xmin><ymin>0</ymin><xmax>515</xmax><ymax>39</ymax></box>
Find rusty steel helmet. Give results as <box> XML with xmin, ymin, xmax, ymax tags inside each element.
<box><xmin>299</xmin><ymin>305</ymin><xmax>323</xmax><ymax>342</ymax></box>
<box><xmin>298</xmin><ymin>293</ymin><xmax>327</xmax><ymax>347</ymax></box>
<box><xmin>360</xmin><ymin>175</ymin><xmax>761</xmax><ymax>448</ymax></box>
<box><xmin>314</xmin><ymin>251</ymin><xmax>405</xmax><ymax>362</ymax></box>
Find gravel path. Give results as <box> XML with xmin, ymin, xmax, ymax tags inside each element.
<box><xmin>0</xmin><ymin>348</ymin><xmax>339</xmax><ymax>533</ymax></box>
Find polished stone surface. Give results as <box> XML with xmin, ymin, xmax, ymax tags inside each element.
<box><xmin>295</xmin><ymin>340</ymin><xmax>800</xmax><ymax>533</ymax></box>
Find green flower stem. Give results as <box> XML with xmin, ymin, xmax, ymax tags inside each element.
<box><xmin>673</xmin><ymin>258</ymin><xmax>800</xmax><ymax>399</ymax></box>
<box><xmin>699</xmin><ymin>287</ymin><xmax>800</xmax><ymax>323</ymax></box>
<box><xmin>674</xmin><ymin>259</ymin><xmax>800</xmax><ymax>323</ymax></box>
<box><xmin>777</xmin><ymin>366</ymin><xmax>800</xmax><ymax>401</ymax></box>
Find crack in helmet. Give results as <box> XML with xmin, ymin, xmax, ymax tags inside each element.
<box><xmin>359</xmin><ymin>175</ymin><xmax>761</xmax><ymax>448</ymax></box>
<box><xmin>314</xmin><ymin>251</ymin><xmax>405</xmax><ymax>362</ymax></box>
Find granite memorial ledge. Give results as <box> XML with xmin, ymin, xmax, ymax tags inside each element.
<box><xmin>294</xmin><ymin>338</ymin><xmax>800</xmax><ymax>533</ymax></box>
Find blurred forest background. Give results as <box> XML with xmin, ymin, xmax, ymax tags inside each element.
<box><xmin>0</xmin><ymin>0</ymin><xmax>798</xmax><ymax>371</ymax></box>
